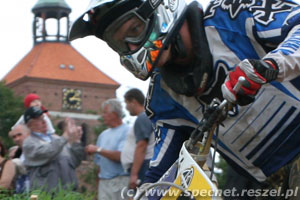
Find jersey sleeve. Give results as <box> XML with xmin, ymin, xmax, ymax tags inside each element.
<box><xmin>264</xmin><ymin>24</ymin><xmax>300</xmax><ymax>81</ymax></box>
<box><xmin>252</xmin><ymin>3</ymin><xmax>300</xmax><ymax>81</ymax></box>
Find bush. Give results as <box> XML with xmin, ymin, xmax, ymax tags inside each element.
<box><xmin>0</xmin><ymin>82</ymin><xmax>24</xmax><ymax>147</ymax></box>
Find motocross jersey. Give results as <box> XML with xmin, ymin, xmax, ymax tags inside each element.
<box><xmin>144</xmin><ymin>0</ymin><xmax>300</xmax><ymax>183</ymax></box>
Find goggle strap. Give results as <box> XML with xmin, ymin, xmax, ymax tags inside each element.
<box><xmin>137</xmin><ymin>0</ymin><xmax>163</xmax><ymax>19</ymax></box>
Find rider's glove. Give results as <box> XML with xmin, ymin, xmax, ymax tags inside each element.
<box><xmin>221</xmin><ymin>59</ymin><xmax>278</xmax><ymax>106</ymax></box>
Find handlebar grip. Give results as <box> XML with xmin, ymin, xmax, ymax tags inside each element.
<box><xmin>233</xmin><ymin>76</ymin><xmax>247</xmax><ymax>93</ymax></box>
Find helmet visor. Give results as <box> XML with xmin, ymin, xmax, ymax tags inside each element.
<box><xmin>101</xmin><ymin>10</ymin><xmax>149</xmax><ymax>55</ymax></box>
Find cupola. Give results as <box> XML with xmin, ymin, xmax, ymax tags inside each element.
<box><xmin>32</xmin><ymin>0</ymin><xmax>71</xmax><ymax>44</ymax></box>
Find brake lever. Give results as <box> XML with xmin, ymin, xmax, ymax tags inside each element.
<box><xmin>219</xmin><ymin>76</ymin><xmax>246</xmax><ymax>109</ymax></box>
<box><xmin>186</xmin><ymin>77</ymin><xmax>247</xmax><ymax>152</ymax></box>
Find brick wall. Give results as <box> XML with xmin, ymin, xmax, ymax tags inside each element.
<box><xmin>8</xmin><ymin>77</ymin><xmax>118</xmax><ymax>115</ymax></box>
<box><xmin>7</xmin><ymin>77</ymin><xmax>118</xmax><ymax>144</ymax></box>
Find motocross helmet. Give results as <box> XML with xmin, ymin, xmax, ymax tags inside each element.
<box><xmin>69</xmin><ymin>0</ymin><xmax>189</xmax><ymax>80</ymax></box>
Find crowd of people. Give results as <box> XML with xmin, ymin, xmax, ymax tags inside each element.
<box><xmin>0</xmin><ymin>90</ymin><xmax>155</xmax><ymax>199</ymax></box>
<box><xmin>0</xmin><ymin>93</ymin><xmax>86</xmax><ymax>193</ymax></box>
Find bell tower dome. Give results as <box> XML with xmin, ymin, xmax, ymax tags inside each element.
<box><xmin>32</xmin><ymin>0</ymin><xmax>71</xmax><ymax>44</ymax></box>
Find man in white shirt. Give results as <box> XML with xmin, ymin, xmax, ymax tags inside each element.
<box><xmin>122</xmin><ymin>88</ymin><xmax>155</xmax><ymax>190</ymax></box>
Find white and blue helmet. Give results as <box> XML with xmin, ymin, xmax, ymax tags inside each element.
<box><xmin>69</xmin><ymin>0</ymin><xmax>189</xmax><ymax>80</ymax></box>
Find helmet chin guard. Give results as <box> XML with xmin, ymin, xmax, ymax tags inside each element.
<box><xmin>69</xmin><ymin>0</ymin><xmax>193</xmax><ymax>80</ymax></box>
<box><xmin>160</xmin><ymin>2</ymin><xmax>213</xmax><ymax>96</ymax></box>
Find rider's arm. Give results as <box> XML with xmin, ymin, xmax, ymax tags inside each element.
<box><xmin>222</xmin><ymin>5</ymin><xmax>300</xmax><ymax>105</ymax></box>
<box><xmin>263</xmin><ymin>24</ymin><xmax>300</xmax><ymax>82</ymax></box>
<box><xmin>254</xmin><ymin>5</ymin><xmax>300</xmax><ymax>81</ymax></box>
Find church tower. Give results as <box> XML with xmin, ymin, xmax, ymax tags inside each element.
<box><xmin>2</xmin><ymin>0</ymin><xmax>119</xmax><ymax>130</ymax></box>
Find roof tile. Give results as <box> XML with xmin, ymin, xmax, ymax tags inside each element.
<box><xmin>3</xmin><ymin>43</ymin><xmax>119</xmax><ymax>86</ymax></box>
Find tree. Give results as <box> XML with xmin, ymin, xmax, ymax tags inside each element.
<box><xmin>93</xmin><ymin>117</ymin><xmax>107</xmax><ymax>138</ymax></box>
<box><xmin>0</xmin><ymin>81</ymin><xmax>24</xmax><ymax>147</ymax></box>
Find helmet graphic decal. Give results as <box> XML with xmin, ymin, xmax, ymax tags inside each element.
<box><xmin>149</xmin><ymin>40</ymin><xmax>163</xmax><ymax>62</ymax></box>
<box><xmin>169</xmin><ymin>0</ymin><xmax>179</xmax><ymax>12</ymax></box>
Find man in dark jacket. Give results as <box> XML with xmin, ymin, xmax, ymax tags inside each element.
<box><xmin>22</xmin><ymin>107</ymin><xmax>84</xmax><ymax>192</ymax></box>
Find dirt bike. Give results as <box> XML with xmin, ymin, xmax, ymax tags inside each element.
<box><xmin>134</xmin><ymin>77</ymin><xmax>246</xmax><ymax>200</ymax></box>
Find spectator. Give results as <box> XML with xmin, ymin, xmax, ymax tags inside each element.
<box><xmin>0</xmin><ymin>138</ymin><xmax>16</xmax><ymax>190</ymax></box>
<box><xmin>122</xmin><ymin>88</ymin><xmax>154</xmax><ymax>190</ymax></box>
<box><xmin>80</xmin><ymin>123</ymin><xmax>88</xmax><ymax>147</ymax></box>
<box><xmin>85</xmin><ymin>99</ymin><xmax>130</xmax><ymax>200</ymax></box>
<box><xmin>13</xmin><ymin>93</ymin><xmax>55</xmax><ymax>134</ymax></box>
<box><xmin>8</xmin><ymin>124</ymin><xmax>30</xmax><ymax>193</ymax></box>
<box><xmin>57</xmin><ymin>120</ymin><xmax>86</xmax><ymax>160</ymax></box>
<box><xmin>9</xmin><ymin>124</ymin><xmax>30</xmax><ymax>159</ymax></box>
<box><xmin>22</xmin><ymin>106</ymin><xmax>84</xmax><ymax>192</ymax></box>
<box><xmin>8</xmin><ymin>146</ymin><xmax>19</xmax><ymax>159</ymax></box>
<box><xmin>57</xmin><ymin>121</ymin><xmax>85</xmax><ymax>146</ymax></box>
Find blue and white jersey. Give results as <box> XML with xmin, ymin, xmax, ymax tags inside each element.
<box><xmin>144</xmin><ymin>0</ymin><xmax>300</xmax><ymax>183</ymax></box>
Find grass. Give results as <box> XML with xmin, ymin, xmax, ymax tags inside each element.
<box><xmin>0</xmin><ymin>187</ymin><xmax>95</xmax><ymax>200</ymax></box>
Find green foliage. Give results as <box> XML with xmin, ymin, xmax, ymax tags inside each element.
<box><xmin>93</xmin><ymin>117</ymin><xmax>107</xmax><ymax>138</ymax></box>
<box><xmin>81</xmin><ymin>164</ymin><xmax>98</xmax><ymax>184</ymax></box>
<box><xmin>54</xmin><ymin>126</ymin><xmax>63</xmax><ymax>136</ymax></box>
<box><xmin>53</xmin><ymin>119</ymin><xmax>64</xmax><ymax>136</ymax></box>
<box><xmin>85</xmin><ymin>109</ymin><xmax>98</xmax><ymax>115</ymax></box>
<box><xmin>215</xmin><ymin>155</ymin><xmax>229</xmax><ymax>190</ymax></box>
<box><xmin>79</xmin><ymin>163</ymin><xmax>98</xmax><ymax>193</ymax></box>
<box><xmin>0</xmin><ymin>188</ymin><xmax>95</xmax><ymax>200</ymax></box>
<box><xmin>0</xmin><ymin>183</ymin><xmax>95</xmax><ymax>199</ymax></box>
<box><xmin>0</xmin><ymin>82</ymin><xmax>24</xmax><ymax>147</ymax></box>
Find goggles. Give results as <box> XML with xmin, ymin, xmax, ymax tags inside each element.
<box><xmin>98</xmin><ymin>9</ymin><xmax>152</xmax><ymax>55</ymax></box>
